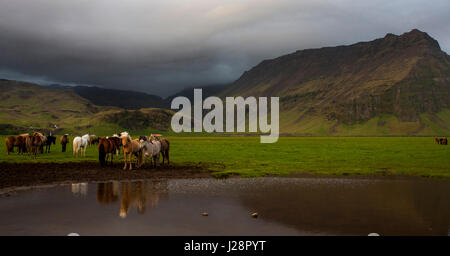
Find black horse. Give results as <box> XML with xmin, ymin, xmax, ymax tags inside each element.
<box><xmin>45</xmin><ymin>135</ymin><xmax>56</xmax><ymax>153</ymax></box>
<box><xmin>139</xmin><ymin>135</ymin><xmax>147</xmax><ymax>141</ymax></box>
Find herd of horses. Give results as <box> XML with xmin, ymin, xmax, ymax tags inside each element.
<box><xmin>5</xmin><ymin>131</ymin><xmax>170</xmax><ymax>170</ymax></box>
<box><xmin>435</xmin><ymin>137</ymin><xmax>448</xmax><ymax>145</ymax></box>
<box><xmin>5</xmin><ymin>132</ymin><xmax>57</xmax><ymax>156</ymax></box>
<box><xmin>94</xmin><ymin>132</ymin><xmax>170</xmax><ymax>170</ymax></box>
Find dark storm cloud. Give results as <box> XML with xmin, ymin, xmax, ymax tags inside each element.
<box><xmin>0</xmin><ymin>0</ymin><xmax>449</xmax><ymax>97</ymax></box>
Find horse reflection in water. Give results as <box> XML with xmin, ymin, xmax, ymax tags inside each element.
<box><xmin>96</xmin><ymin>180</ymin><xmax>168</xmax><ymax>218</ymax></box>
<box><xmin>71</xmin><ymin>183</ymin><xmax>88</xmax><ymax>197</ymax></box>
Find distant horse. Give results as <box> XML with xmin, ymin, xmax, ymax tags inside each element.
<box><xmin>32</xmin><ymin>132</ymin><xmax>47</xmax><ymax>154</ymax></box>
<box><xmin>89</xmin><ymin>135</ymin><xmax>99</xmax><ymax>146</ymax></box>
<box><xmin>98</xmin><ymin>137</ymin><xmax>118</xmax><ymax>166</ymax></box>
<box><xmin>435</xmin><ymin>137</ymin><xmax>440</xmax><ymax>144</ymax></box>
<box><xmin>150</xmin><ymin>134</ymin><xmax>170</xmax><ymax>166</ymax></box>
<box><xmin>19</xmin><ymin>133</ymin><xmax>32</xmax><ymax>154</ymax></box>
<box><xmin>140</xmin><ymin>136</ymin><xmax>161</xmax><ymax>168</ymax></box>
<box><xmin>73</xmin><ymin>134</ymin><xmax>89</xmax><ymax>157</ymax></box>
<box><xmin>139</xmin><ymin>136</ymin><xmax>147</xmax><ymax>141</ymax></box>
<box><xmin>121</xmin><ymin>134</ymin><xmax>142</xmax><ymax>170</ymax></box>
<box><xmin>44</xmin><ymin>135</ymin><xmax>56</xmax><ymax>153</ymax></box>
<box><xmin>14</xmin><ymin>135</ymin><xmax>26</xmax><ymax>154</ymax></box>
<box><xmin>5</xmin><ymin>136</ymin><xmax>15</xmax><ymax>155</ymax></box>
<box><xmin>443</xmin><ymin>137</ymin><xmax>448</xmax><ymax>145</ymax></box>
<box><xmin>31</xmin><ymin>132</ymin><xmax>46</xmax><ymax>156</ymax></box>
<box><xmin>60</xmin><ymin>134</ymin><xmax>69</xmax><ymax>152</ymax></box>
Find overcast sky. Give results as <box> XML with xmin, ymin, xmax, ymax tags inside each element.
<box><xmin>0</xmin><ymin>0</ymin><xmax>449</xmax><ymax>97</ymax></box>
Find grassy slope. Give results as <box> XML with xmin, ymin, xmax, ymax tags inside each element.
<box><xmin>0</xmin><ymin>81</ymin><xmax>172</xmax><ymax>135</ymax></box>
<box><xmin>280</xmin><ymin>109</ymin><xmax>450</xmax><ymax>136</ymax></box>
<box><xmin>1</xmin><ymin>136</ymin><xmax>449</xmax><ymax>178</ymax></box>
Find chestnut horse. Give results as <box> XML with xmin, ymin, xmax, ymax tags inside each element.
<box><xmin>98</xmin><ymin>137</ymin><xmax>118</xmax><ymax>166</ymax></box>
<box><xmin>31</xmin><ymin>132</ymin><xmax>46</xmax><ymax>156</ymax></box>
<box><xmin>121</xmin><ymin>133</ymin><xmax>142</xmax><ymax>170</ymax></box>
<box><xmin>60</xmin><ymin>134</ymin><xmax>69</xmax><ymax>152</ymax></box>
<box><xmin>5</xmin><ymin>136</ymin><xmax>15</xmax><ymax>155</ymax></box>
<box><xmin>19</xmin><ymin>133</ymin><xmax>32</xmax><ymax>154</ymax></box>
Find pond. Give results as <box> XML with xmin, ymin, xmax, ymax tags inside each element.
<box><xmin>0</xmin><ymin>177</ymin><xmax>449</xmax><ymax>235</ymax></box>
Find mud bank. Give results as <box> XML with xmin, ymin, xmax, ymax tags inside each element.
<box><xmin>0</xmin><ymin>162</ymin><xmax>214</xmax><ymax>190</ymax></box>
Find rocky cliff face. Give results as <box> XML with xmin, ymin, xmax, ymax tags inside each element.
<box><xmin>222</xmin><ymin>29</ymin><xmax>450</xmax><ymax>130</ymax></box>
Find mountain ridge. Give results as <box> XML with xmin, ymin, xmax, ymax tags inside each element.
<box><xmin>221</xmin><ymin>29</ymin><xmax>450</xmax><ymax>135</ymax></box>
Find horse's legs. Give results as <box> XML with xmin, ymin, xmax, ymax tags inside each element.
<box><xmin>166</xmin><ymin>150</ymin><xmax>169</xmax><ymax>165</ymax></box>
<box><xmin>123</xmin><ymin>152</ymin><xmax>127</xmax><ymax>170</ymax></box>
<box><xmin>129</xmin><ymin>153</ymin><xmax>132</xmax><ymax>170</ymax></box>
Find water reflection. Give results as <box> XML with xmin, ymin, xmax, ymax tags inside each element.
<box><xmin>96</xmin><ymin>180</ymin><xmax>168</xmax><ymax>218</ymax></box>
<box><xmin>1</xmin><ymin>177</ymin><xmax>449</xmax><ymax>235</ymax></box>
<box><xmin>71</xmin><ymin>183</ymin><xmax>88</xmax><ymax>197</ymax></box>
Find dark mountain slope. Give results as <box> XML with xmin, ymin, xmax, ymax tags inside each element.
<box><xmin>72</xmin><ymin>86</ymin><xmax>165</xmax><ymax>110</ymax></box>
<box><xmin>221</xmin><ymin>29</ymin><xmax>450</xmax><ymax>135</ymax></box>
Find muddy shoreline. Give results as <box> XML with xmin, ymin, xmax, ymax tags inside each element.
<box><xmin>0</xmin><ymin>162</ymin><xmax>215</xmax><ymax>191</ymax></box>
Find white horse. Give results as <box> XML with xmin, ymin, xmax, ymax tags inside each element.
<box><xmin>139</xmin><ymin>137</ymin><xmax>161</xmax><ymax>168</ymax></box>
<box><xmin>73</xmin><ymin>134</ymin><xmax>89</xmax><ymax>157</ymax></box>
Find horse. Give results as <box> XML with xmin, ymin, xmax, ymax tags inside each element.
<box><xmin>14</xmin><ymin>135</ymin><xmax>26</xmax><ymax>154</ymax></box>
<box><xmin>121</xmin><ymin>134</ymin><xmax>142</xmax><ymax>170</ymax></box>
<box><xmin>139</xmin><ymin>136</ymin><xmax>147</xmax><ymax>141</ymax></box>
<box><xmin>140</xmin><ymin>137</ymin><xmax>161</xmax><ymax>168</ymax></box>
<box><xmin>73</xmin><ymin>134</ymin><xmax>89</xmax><ymax>157</ymax></box>
<box><xmin>98</xmin><ymin>137</ymin><xmax>118</xmax><ymax>166</ymax></box>
<box><xmin>149</xmin><ymin>134</ymin><xmax>170</xmax><ymax>166</ymax></box>
<box><xmin>109</xmin><ymin>135</ymin><xmax>122</xmax><ymax>155</ymax></box>
<box><xmin>89</xmin><ymin>135</ymin><xmax>99</xmax><ymax>146</ymax></box>
<box><xmin>435</xmin><ymin>137</ymin><xmax>440</xmax><ymax>144</ymax></box>
<box><xmin>5</xmin><ymin>136</ymin><xmax>15</xmax><ymax>155</ymax></box>
<box><xmin>44</xmin><ymin>135</ymin><xmax>56</xmax><ymax>153</ymax></box>
<box><xmin>60</xmin><ymin>134</ymin><xmax>69</xmax><ymax>152</ymax></box>
<box><xmin>31</xmin><ymin>132</ymin><xmax>46</xmax><ymax>156</ymax></box>
<box><xmin>19</xmin><ymin>133</ymin><xmax>32</xmax><ymax>154</ymax></box>
<box><xmin>443</xmin><ymin>137</ymin><xmax>448</xmax><ymax>145</ymax></box>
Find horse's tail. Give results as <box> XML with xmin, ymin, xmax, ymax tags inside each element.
<box><xmin>99</xmin><ymin>143</ymin><xmax>106</xmax><ymax>167</ymax></box>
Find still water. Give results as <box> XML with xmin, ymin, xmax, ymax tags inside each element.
<box><xmin>0</xmin><ymin>177</ymin><xmax>449</xmax><ymax>235</ymax></box>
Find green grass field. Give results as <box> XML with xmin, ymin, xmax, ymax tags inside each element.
<box><xmin>1</xmin><ymin>136</ymin><xmax>449</xmax><ymax>178</ymax></box>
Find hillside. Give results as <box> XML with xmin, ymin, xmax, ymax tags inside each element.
<box><xmin>222</xmin><ymin>29</ymin><xmax>450</xmax><ymax>136</ymax></box>
<box><xmin>0</xmin><ymin>79</ymin><xmax>172</xmax><ymax>135</ymax></box>
<box><xmin>72</xmin><ymin>86</ymin><xmax>165</xmax><ymax>110</ymax></box>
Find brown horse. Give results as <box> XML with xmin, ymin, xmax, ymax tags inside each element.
<box><xmin>435</xmin><ymin>136</ymin><xmax>440</xmax><ymax>144</ymax></box>
<box><xmin>109</xmin><ymin>136</ymin><xmax>122</xmax><ymax>155</ymax></box>
<box><xmin>19</xmin><ymin>133</ymin><xmax>32</xmax><ymax>154</ymax></box>
<box><xmin>60</xmin><ymin>134</ymin><xmax>69</xmax><ymax>152</ymax></box>
<box><xmin>121</xmin><ymin>134</ymin><xmax>142</xmax><ymax>170</ymax></box>
<box><xmin>149</xmin><ymin>134</ymin><xmax>170</xmax><ymax>166</ymax></box>
<box><xmin>98</xmin><ymin>137</ymin><xmax>118</xmax><ymax>166</ymax></box>
<box><xmin>5</xmin><ymin>136</ymin><xmax>15</xmax><ymax>155</ymax></box>
<box><xmin>89</xmin><ymin>136</ymin><xmax>100</xmax><ymax>146</ymax></box>
<box><xmin>31</xmin><ymin>132</ymin><xmax>45</xmax><ymax>156</ymax></box>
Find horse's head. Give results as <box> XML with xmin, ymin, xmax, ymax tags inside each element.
<box><xmin>121</xmin><ymin>135</ymin><xmax>131</xmax><ymax>147</ymax></box>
